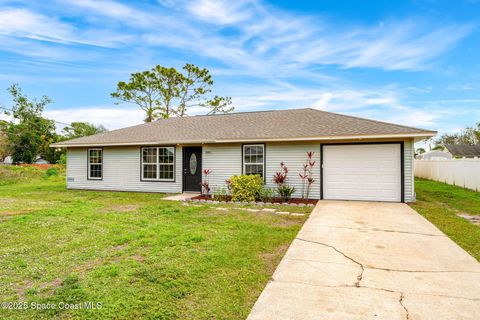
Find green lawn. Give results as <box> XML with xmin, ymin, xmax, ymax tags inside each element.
<box><xmin>0</xmin><ymin>166</ymin><xmax>311</xmax><ymax>319</ymax></box>
<box><xmin>411</xmin><ymin>178</ymin><xmax>480</xmax><ymax>261</ymax></box>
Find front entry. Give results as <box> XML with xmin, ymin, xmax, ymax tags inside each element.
<box><xmin>183</xmin><ymin>147</ymin><xmax>202</xmax><ymax>192</ymax></box>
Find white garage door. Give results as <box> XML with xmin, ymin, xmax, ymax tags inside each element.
<box><xmin>323</xmin><ymin>144</ymin><xmax>402</xmax><ymax>202</ymax></box>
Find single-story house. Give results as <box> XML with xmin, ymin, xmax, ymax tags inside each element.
<box><xmin>444</xmin><ymin>144</ymin><xmax>480</xmax><ymax>158</ymax></box>
<box><xmin>51</xmin><ymin>108</ymin><xmax>436</xmax><ymax>202</ymax></box>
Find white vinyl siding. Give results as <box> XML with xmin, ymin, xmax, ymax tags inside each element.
<box><xmin>65</xmin><ymin>139</ymin><xmax>415</xmax><ymax>201</ymax></box>
<box><xmin>404</xmin><ymin>138</ymin><xmax>414</xmax><ymax>202</ymax></box>
<box><xmin>264</xmin><ymin>143</ymin><xmax>321</xmax><ymax>199</ymax></box>
<box><xmin>203</xmin><ymin>142</ymin><xmax>320</xmax><ymax>199</ymax></box>
<box><xmin>66</xmin><ymin>146</ymin><xmax>182</xmax><ymax>193</ymax></box>
<box><xmin>202</xmin><ymin>144</ymin><xmax>242</xmax><ymax>192</ymax></box>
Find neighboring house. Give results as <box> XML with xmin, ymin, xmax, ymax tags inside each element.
<box><xmin>35</xmin><ymin>157</ymin><xmax>50</xmax><ymax>164</ymax></box>
<box><xmin>416</xmin><ymin>150</ymin><xmax>452</xmax><ymax>160</ymax></box>
<box><xmin>51</xmin><ymin>108</ymin><xmax>436</xmax><ymax>202</ymax></box>
<box><xmin>2</xmin><ymin>156</ymin><xmax>13</xmax><ymax>165</ymax></box>
<box><xmin>445</xmin><ymin>144</ymin><xmax>480</xmax><ymax>158</ymax></box>
<box><xmin>1</xmin><ymin>156</ymin><xmax>49</xmax><ymax>165</ymax></box>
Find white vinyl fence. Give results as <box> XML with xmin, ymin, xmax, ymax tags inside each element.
<box><xmin>414</xmin><ymin>159</ymin><xmax>480</xmax><ymax>192</ymax></box>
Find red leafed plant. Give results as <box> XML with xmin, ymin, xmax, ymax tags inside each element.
<box><xmin>201</xmin><ymin>169</ymin><xmax>211</xmax><ymax>196</ymax></box>
<box><xmin>273</xmin><ymin>162</ymin><xmax>296</xmax><ymax>201</ymax></box>
<box><xmin>299</xmin><ymin>152</ymin><xmax>316</xmax><ymax>199</ymax></box>
<box><xmin>273</xmin><ymin>162</ymin><xmax>288</xmax><ymax>184</ymax></box>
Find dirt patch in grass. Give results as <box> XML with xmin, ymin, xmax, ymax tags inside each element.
<box><xmin>271</xmin><ymin>217</ymin><xmax>303</xmax><ymax>228</ymax></box>
<box><xmin>102</xmin><ymin>204</ymin><xmax>140</xmax><ymax>212</ymax></box>
<box><xmin>260</xmin><ymin>244</ymin><xmax>289</xmax><ymax>273</ymax></box>
<box><xmin>131</xmin><ymin>254</ymin><xmax>145</xmax><ymax>263</ymax></box>
<box><xmin>0</xmin><ymin>208</ymin><xmax>35</xmax><ymax>216</ymax></box>
<box><xmin>112</xmin><ymin>243</ymin><xmax>129</xmax><ymax>251</ymax></box>
<box><xmin>16</xmin><ymin>280</ymin><xmax>33</xmax><ymax>301</ymax></box>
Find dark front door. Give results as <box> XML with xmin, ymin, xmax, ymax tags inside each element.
<box><xmin>183</xmin><ymin>147</ymin><xmax>202</xmax><ymax>192</ymax></box>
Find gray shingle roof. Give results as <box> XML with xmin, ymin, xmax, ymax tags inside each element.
<box><xmin>51</xmin><ymin>108</ymin><xmax>436</xmax><ymax>147</ymax></box>
<box><xmin>445</xmin><ymin>145</ymin><xmax>480</xmax><ymax>157</ymax></box>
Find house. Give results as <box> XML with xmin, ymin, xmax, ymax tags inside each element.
<box><xmin>51</xmin><ymin>108</ymin><xmax>436</xmax><ymax>202</ymax></box>
<box><xmin>444</xmin><ymin>144</ymin><xmax>480</xmax><ymax>158</ymax></box>
<box><xmin>34</xmin><ymin>157</ymin><xmax>50</xmax><ymax>164</ymax></box>
<box><xmin>416</xmin><ymin>150</ymin><xmax>452</xmax><ymax>160</ymax></box>
<box><xmin>2</xmin><ymin>156</ymin><xmax>13</xmax><ymax>165</ymax></box>
<box><xmin>0</xmin><ymin>156</ymin><xmax>49</xmax><ymax>165</ymax></box>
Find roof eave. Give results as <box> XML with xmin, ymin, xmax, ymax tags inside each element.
<box><xmin>50</xmin><ymin>132</ymin><xmax>437</xmax><ymax>148</ymax></box>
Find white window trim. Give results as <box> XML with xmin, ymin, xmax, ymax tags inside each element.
<box><xmin>88</xmin><ymin>148</ymin><xmax>102</xmax><ymax>180</ymax></box>
<box><xmin>141</xmin><ymin>147</ymin><xmax>175</xmax><ymax>182</ymax></box>
<box><xmin>243</xmin><ymin>144</ymin><xmax>265</xmax><ymax>177</ymax></box>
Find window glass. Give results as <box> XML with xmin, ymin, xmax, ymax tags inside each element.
<box><xmin>141</xmin><ymin>147</ymin><xmax>174</xmax><ymax>181</ymax></box>
<box><xmin>189</xmin><ymin>153</ymin><xmax>197</xmax><ymax>175</ymax></box>
<box><xmin>243</xmin><ymin>144</ymin><xmax>264</xmax><ymax>177</ymax></box>
<box><xmin>88</xmin><ymin>149</ymin><xmax>102</xmax><ymax>179</ymax></box>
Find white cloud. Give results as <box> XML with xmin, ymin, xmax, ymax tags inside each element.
<box><xmin>0</xmin><ymin>0</ymin><xmax>471</xmax><ymax>73</ymax></box>
<box><xmin>187</xmin><ymin>0</ymin><xmax>252</xmax><ymax>25</ymax></box>
<box><xmin>0</xmin><ymin>7</ymin><xmax>130</xmax><ymax>48</ymax></box>
<box><xmin>66</xmin><ymin>0</ymin><xmax>159</xmax><ymax>28</ymax></box>
<box><xmin>45</xmin><ymin>106</ymin><xmax>145</xmax><ymax>130</ymax></box>
<box><xmin>0</xmin><ymin>8</ymin><xmax>74</xmax><ymax>43</ymax></box>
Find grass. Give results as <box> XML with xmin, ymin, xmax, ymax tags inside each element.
<box><xmin>410</xmin><ymin>178</ymin><xmax>480</xmax><ymax>261</ymax></box>
<box><xmin>0</xmin><ymin>166</ymin><xmax>311</xmax><ymax>319</ymax></box>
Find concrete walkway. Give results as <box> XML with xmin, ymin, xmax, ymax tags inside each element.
<box><xmin>248</xmin><ymin>201</ymin><xmax>480</xmax><ymax>320</ymax></box>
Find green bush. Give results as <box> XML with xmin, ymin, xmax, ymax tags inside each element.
<box><xmin>57</xmin><ymin>153</ymin><xmax>67</xmax><ymax>165</ymax></box>
<box><xmin>278</xmin><ymin>185</ymin><xmax>296</xmax><ymax>201</ymax></box>
<box><xmin>45</xmin><ymin>167</ymin><xmax>59</xmax><ymax>177</ymax></box>
<box><xmin>230</xmin><ymin>174</ymin><xmax>263</xmax><ymax>202</ymax></box>
<box><xmin>213</xmin><ymin>186</ymin><xmax>229</xmax><ymax>201</ymax></box>
<box><xmin>258</xmin><ymin>187</ymin><xmax>275</xmax><ymax>202</ymax></box>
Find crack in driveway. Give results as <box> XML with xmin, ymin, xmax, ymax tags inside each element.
<box><xmin>295</xmin><ymin>237</ymin><xmax>480</xmax><ymax>274</ymax></box>
<box><xmin>315</xmin><ymin>224</ymin><xmax>443</xmax><ymax>237</ymax></box>
<box><xmin>297</xmin><ymin>237</ymin><xmax>364</xmax><ymax>286</ymax></box>
<box><xmin>399</xmin><ymin>293</ymin><xmax>409</xmax><ymax>320</ymax></box>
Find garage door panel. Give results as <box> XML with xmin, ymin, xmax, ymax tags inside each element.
<box><xmin>323</xmin><ymin>144</ymin><xmax>401</xmax><ymax>202</ymax></box>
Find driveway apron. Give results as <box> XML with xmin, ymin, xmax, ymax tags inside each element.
<box><xmin>248</xmin><ymin>201</ymin><xmax>480</xmax><ymax>320</ymax></box>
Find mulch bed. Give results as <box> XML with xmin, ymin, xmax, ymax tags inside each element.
<box><xmin>191</xmin><ymin>194</ymin><xmax>318</xmax><ymax>205</ymax></box>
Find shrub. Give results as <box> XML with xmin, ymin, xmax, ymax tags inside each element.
<box><xmin>277</xmin><ymin>185</ymin><xmax>296</xmax><ymax>201</ymax></box>
<box><xmin>213</xmin><ymin>186</ymin><xmax>229</xmax><ymax>201</ymax></box>
<box><xmin>230</xmin><ymin>174</ymin><xmax>263</xmax><ymax>202</ymax></box>
<box><xmin>45</xmin><ymin>167</ymin><xmax>59</xmax><ymax>177</ymax></box>
<box><xmin>273</xmin><ymin>162</ymin><xmax>296</xmax><ymax>201</ymax></box>
<box><xmin>258</xmin><ymin>187</ymin><xmax>274</xmax><ymax>202</ymax></box>
<box><xmin>57</xmin><ymin>153</ymin><xmax>67</xmax><ymax>165</ymax></box>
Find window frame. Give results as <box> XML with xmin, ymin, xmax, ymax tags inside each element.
<box><xmin>140</xmin><ymin>146</ymin><xmax>176</xmax><ymax>182</ymax></box>
<box><xmin>242</xmin><ymin>144</ymin><xmax>266</xmax><ymax>180</ymax></box>
<box><xmin>87</xmin><ymin>148</ymin><xmax>103</xmax><ymax>180</ymax></box>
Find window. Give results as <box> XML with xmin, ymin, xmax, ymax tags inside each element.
<box><xmin>141</xmin><ymin>147</ymin><xmax>175</xmax><ymax>181</ymax></box>
<box><xmin>243</xmin><ymin>144</ymin><xmax>265</xmax><ymax>177</ymax></box>
<box><xmin>88</xmin><ymin>148</ymin><xmax>102</xmax><ymax>180</ymax></box>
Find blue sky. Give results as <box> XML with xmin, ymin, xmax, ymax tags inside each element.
<box><xmin>0</xmin><ymin>0</ymin><xmax>479</xmax><ymax>139</ymax></box>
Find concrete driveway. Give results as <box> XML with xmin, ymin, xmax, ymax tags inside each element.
<box><xmin>248</xmin><ymin>201</ymin><xmax>480</xmax><ymax>320</ymax></box>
